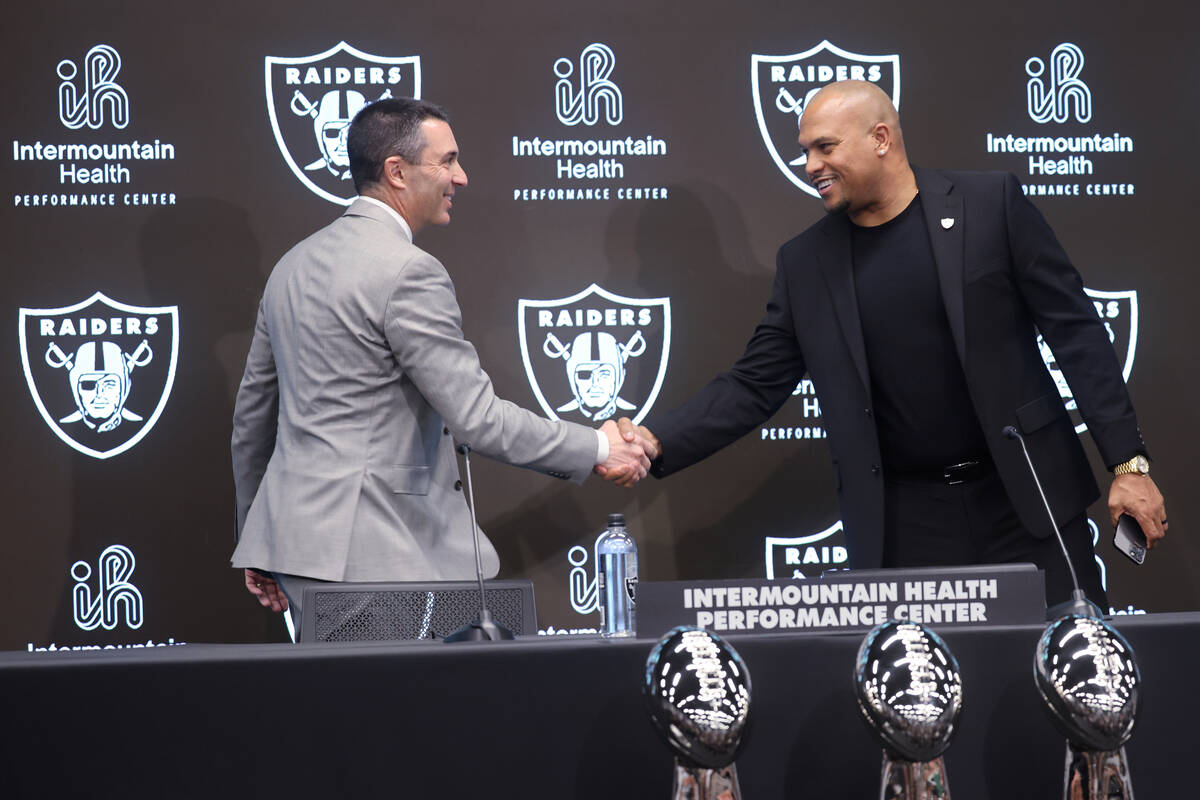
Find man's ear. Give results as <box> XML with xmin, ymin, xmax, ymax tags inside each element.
<box><xmin>871</xmin><ymin>122</ymin><xmax>891</xmax><ymax>152</ymax></box>
<box><xmin>383</xmin><ymin>155</ymin><xmax>406</xmax><ymax>189</ymax></box>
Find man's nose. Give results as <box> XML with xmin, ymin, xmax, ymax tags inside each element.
<box><xmin>454</xmin><ymin>162</ymin><xmax>468</xmax><ymax>186</ymax></box>
<box><xmin>804</xmin><ymin>152</ymin><xmax>821</xmax><ymax>178</ymax></box>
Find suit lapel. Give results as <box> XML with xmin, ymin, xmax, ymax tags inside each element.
<box><xmin>816</xmin><ymin>216</ymin><xmax>872</xmax><ymax>393</ymax></box>
<box><xmin>917</xmin><ymin>168</ymin><xmax>967</xmax><ymax>365</ymax></box>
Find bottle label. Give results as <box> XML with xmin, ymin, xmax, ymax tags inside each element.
<box><xmin>626</xmin><ymin>556</ymin><xmax>638</xmax><ymax>604</ymax></box>
<box><xmin>597</xmin><ymin>570</ymin><xmax>606</xmax><ymax>625</ymax></box>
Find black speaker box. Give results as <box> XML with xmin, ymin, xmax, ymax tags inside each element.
<box><xmin>298</xmin><ymin>580</ymin><xmax>536</xmax><ymax>642</ymax></box>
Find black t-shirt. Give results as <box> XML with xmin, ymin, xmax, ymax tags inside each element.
<box><xmin>852</xmin><ymin>195</ymin><xmax>989</xmax><ymax>471</ymax></box>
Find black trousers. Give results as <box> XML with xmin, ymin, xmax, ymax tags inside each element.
<box><xmin>880</xmin><ymin>467</ymin><xmax>1108</xmax><ymax>610</ymax></box>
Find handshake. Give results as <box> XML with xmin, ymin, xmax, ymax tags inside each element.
<box><xmin>594</xmin><ymin>417</ymin><xmax>661</xmax><ymax>488</ymax></box>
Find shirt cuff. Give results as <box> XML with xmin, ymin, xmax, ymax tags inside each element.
<box><xmin>595</xmin><ymin>428</ymin><xmax>609</xmax><ymax>465</ymax></box>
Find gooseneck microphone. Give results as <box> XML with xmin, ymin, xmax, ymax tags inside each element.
<box><xmin>1002</xmin><ymin>426</ymin><xmax>1101</xmax><ymax>619</ymax></box>
<box><xmin>444</xmin><ymin>443</ymin><xmax>515</xmax><ymax>642</ymax></box>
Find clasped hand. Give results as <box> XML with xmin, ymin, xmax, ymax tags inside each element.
<box><xmin>594</xmin><ymin>417</ymin><xmax>661</xmax><ymax>488</ymax></box>
<box><xmin>1108</xmin><ymin>473</ymin><xmax>1168</xmax><ymax>549</ymax></box>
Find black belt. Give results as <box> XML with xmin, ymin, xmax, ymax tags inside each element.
<box><xmin>887</xmin><ymin>458</ymin><xmax>994</xmax><ymax>486</ymax></box>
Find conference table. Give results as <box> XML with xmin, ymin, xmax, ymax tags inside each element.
<box><xmin>1</xmin><ymin>612</ymin><xmax>1194</xmax><ymax>798</ymax></box>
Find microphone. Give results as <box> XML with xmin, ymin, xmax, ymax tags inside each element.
<box><xmin>444</xmin><ymin>443</ymin><xmax>515</xmax><ymax>642</ymax></box>
<box><xmin>1001</xmin><ymin>426</ymin><xmax>1101</xmax><ymax>619</ymax></box>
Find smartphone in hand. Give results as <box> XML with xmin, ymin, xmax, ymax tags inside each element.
<box><xmin>1113</xmin><ymin>514</ymin><xmax>1148</xmax><ymax>565</ymax></box>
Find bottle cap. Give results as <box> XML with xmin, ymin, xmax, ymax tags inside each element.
<box><xmin>607</xmin><ymin>513</ymin><xmax>626</xmax><ymax>527</ymax></box>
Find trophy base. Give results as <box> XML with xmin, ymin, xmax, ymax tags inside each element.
<box><xmin>879</xmin><ymin>752</ymin><xmax>951</xmax><ymax>799</ymax></box>
<box><xmin>671</xmin><ymin>760</ymin><xmax>741</xmax><ymax>800</ymax></box>
<box><xmin>1063</xmin><ymin>743</ymin><xmax>1135</xmax><ymax>799</ymax></box>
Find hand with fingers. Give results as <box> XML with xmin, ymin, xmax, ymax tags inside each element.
<box><xmin>595</xmin><ymin>419</ymin><xmax>655</xmax><ymax>487</ymax></box>
<box><xmin>594</xmin><ymin>417</ymin><xmax>661</xmax><ymax>487</ymax></box>
<box><xmin>1108</xmin><ymin>473</ymin><xmax>1168</xmax><ymax>549</ymax></box>
<box><xmin>244</xmin><ymin>568</ymin><xmax>289</xmax><ymax>612</ymax></box>
<box><xmin>616</xmin><ymin>417</ymin><xmax>660</xmax><ymax>461</ymax></box>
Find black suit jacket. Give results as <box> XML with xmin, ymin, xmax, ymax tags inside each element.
<box><xmin>649</xmin><ymin>168</ymin><xmax>1145</xmax><ymax>569</ymax></box>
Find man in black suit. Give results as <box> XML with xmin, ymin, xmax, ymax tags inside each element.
<box><xmin>602</xmin><ymin>80</ymin><xmax>1167</xmax><ymax>607</ymax></box>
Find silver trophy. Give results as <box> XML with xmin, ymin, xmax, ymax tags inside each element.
<box><xmin>644</xmin><ymin>626</ymin><xmax>751</xmax><ymax>800</ymax></box>
<box><xmin>1034</xmin><ymin>614</ymin><xmax>1140</xmax><ymax>799</ymax></box>
<box><xmin>854</xmin><ymin>620</ymin><xmax>964</xmax><ymax>800</ymax></box>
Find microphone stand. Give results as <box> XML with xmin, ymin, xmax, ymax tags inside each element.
<box><xmin>1008</xmin><ymin>427</ymin><xmax>1141</xmax><ymax>797</ymax></box>
<box><xmin>444</xmin><ymin>444</ymin><xmax>515</xmax><ymax>642</ymax></box>
<box><xmin>1002</xmin><ymin>426</ymin><xmax>1101</xmax><ymax>619</ymax></box>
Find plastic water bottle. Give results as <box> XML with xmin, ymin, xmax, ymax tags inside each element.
<box><xmin>597</xmin><ymin>513</ymin><xmax>637</xmax><ymax>638</ymax></box>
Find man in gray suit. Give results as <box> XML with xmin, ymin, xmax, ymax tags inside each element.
<box><xmin>232</xmin><ymin>98</ymin><xmax>650</xmax><ymax>623</ymax></box>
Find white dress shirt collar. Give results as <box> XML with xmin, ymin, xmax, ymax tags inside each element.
<box><xmin>357</xmin><ymin>195</ymin><xmax>414</xmax><ymax>243</ymax></box>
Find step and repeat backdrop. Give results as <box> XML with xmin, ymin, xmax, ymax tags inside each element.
<box><xmin>3</xmin><ymin>1</ymin><xmax>1197</xmax><ymax>649</ymax></box>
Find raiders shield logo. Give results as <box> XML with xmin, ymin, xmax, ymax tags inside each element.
<box><xmin>1038</xmin><ymin>288</ymin><xmax>1137</xmax><ymax>435</ymax></box>
<box><xmin>265</xmin><ymin>41</ymin><xmax>420</xmax><ymax>205</ymax></box>
<box><xmin>751</xmin><ymin>41</ymin><xmax>900</xmax><ymax>195</ymax></box>
<box><xmin>19</xmin><ymin>292</ymin><xmax>179</xmax><ymax>459</ymax></box>
<box><xmin>765</xmin><ymin>521</ymin><xmax>848</xmax><ymax>579</ymax></box>
<box><xmin>518</xmin><ymin>284</ymin><xmax>671</xmax><ymax>425</ymax></box>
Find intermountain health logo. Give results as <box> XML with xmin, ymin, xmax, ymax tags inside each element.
<box><xmin>72</xmin><ymin>544</ymin><xmax>143</xmax><ymax>631</ymax></box>
<box><xmin>554</xmin><ymin>42</ymin><xmax>622</xmax><ymax>126</ymax></box>
<box><xmin>567</xmin><ymin>533</ymin><xmax>603</xmax><ymax>615</ymax></box>
<box><xmin>752</xmin><ymin>41</ymin><xmax>899</xmax><ymax>195</ymax></box>
<box><xmin>984</xmin><ymin>42</ymin><xmax>1135</xmax><ymax>198</ymax></box>
<box><xmin>265</xmin><ymin>41</ymin><xmax>420</xmax><ymax>205</ymax></box>
<box><xmin>58</xmin><ymin>44</ymin><xmax>129</xmax><ymax>130</ymax></box>
<box><xmin>761</xmin><ymin>378</ymin><xmax>828</xmax><ymax>443</ymax></box>
<box><xmin>12</xmin><ymin>44</ymin><xmax>179</xmax><ymax>209</ymax></box>
<box><xmin>511</xmin><ymin>42</ymin><xmax>670</xmax><ymax>202</ymax></box>
<box><xmin>20</xmin><ymin>292</ymin><xmax>178</xmax><ymax>458</ymax></box>
<box><xmin>518</xmin><ymin>284</ymin><xmax>670</xmax><ymax>424</ymax></box>
<box><xmin>1026</xmin><ymin>43</ymin><xmax>1090</xmax><ymax>124</ymax></box>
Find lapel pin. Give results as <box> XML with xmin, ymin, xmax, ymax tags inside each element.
<box><xmin>941</xmin><ymin>217</ymin><xmax>955</xmax><ymax>230</ymax></box>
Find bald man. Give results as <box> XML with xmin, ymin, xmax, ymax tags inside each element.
<box><xmin>607</xmin><ymin>80</ymin><xmax>1166</xmax><ymax>609</ymax></box>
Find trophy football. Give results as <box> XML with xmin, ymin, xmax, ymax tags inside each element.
<box><xmin>854</xmin><ymin>620</ymin><xmax>964</xmax><ymax>800</ymax></box>
<box><xmin>643</xmin><ymin>626</ymin><xmax>752</xmax><ymax>800</ymax></box>
<box><xmin>1034</xmin><ymin>614</ymin><xmax>1141</xmax><ymax>799</ymax></box>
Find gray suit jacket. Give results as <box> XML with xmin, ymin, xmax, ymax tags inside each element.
<box><xmin>231</xmin><ymin>199</ymin><xmax>598</xmax><ymax>581</ymax></box>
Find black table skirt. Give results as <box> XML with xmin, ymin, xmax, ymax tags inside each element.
<box><xmin>1</xmin><ymin>612</ymin><xmax>1194</xmax><ymax>798</ymax></box>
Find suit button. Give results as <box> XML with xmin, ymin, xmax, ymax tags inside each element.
<box><xmin>443</xmin><ymin>427</ymin><xmax>450</xmax><ymax>436</ymax></box>
<box><xmin>864</xmin><ymin>408</ymin><xmax>872</xmax><ymax>417</ymax></box>
<box><xmin>871</xmin><ymin>464</ymin><xmax>881</xmax><ymax>476</ymax></box>
<box><xmin>454</xmin><ymin>480</ymin><xmax>463</xmax><ymax>491</ymax></box>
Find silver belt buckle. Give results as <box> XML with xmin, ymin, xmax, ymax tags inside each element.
<box><xmin>943</xmin><ymin>460</ymin><xmax>979</xmax><ymax>486</ymax></box>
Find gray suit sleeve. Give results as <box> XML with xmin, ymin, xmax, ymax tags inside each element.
<box><xmin>231</xmin><ymin>299</ymin><xmax>279</xmax><ymax>540</ymax></box>
<box><xmin>383</xmin><ymin>252</ymin><xmax>598</xmax><ymax>482</ymax></box>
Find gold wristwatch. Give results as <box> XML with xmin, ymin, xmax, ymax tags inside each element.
<box><xmin>1112</xmin><ymin>454</ymin><xmax>1150</xmax><ymax>476</ymax></box>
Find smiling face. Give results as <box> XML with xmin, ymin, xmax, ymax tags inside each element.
<box><xmin>396</xmin><ymin>118</ymin><xmax>468</xmax><ymax>232</ymax></box>
<box><xmin>796</xmin><ymin>90</ymin><xmax>886</xmax><ymax>218</ymax></box>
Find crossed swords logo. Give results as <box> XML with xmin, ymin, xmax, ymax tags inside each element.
<box><xmin>773</xmin><ymin>86</ymin><xmax>821</xmax><ymax>168</ymax></box>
